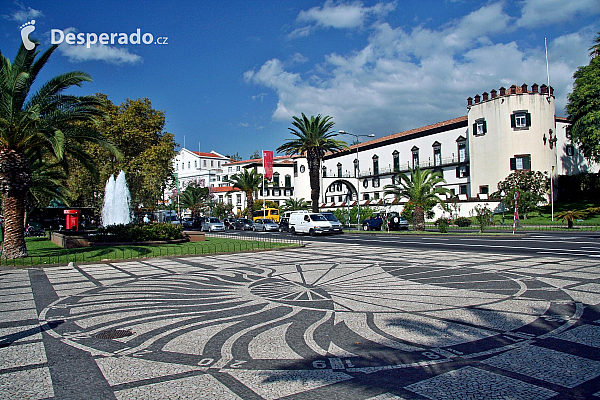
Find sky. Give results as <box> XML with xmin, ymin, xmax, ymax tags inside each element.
<box><xmin>1</xmin><ymin>0</ymin><xmax>599</xmax><ymax>159</ymax></box>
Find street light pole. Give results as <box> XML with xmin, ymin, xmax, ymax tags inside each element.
<box><xmin>339</xmin><ymin>130</ymin><xmax>375</xmax><ymax>229</ymax></box>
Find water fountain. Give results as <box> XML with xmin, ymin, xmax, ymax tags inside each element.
<box><xmin>101</xmin><ymin>170</ymin><xmax>132</xmax><ymax>226</ymax></box>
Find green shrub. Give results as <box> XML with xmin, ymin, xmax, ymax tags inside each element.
<box><xmin>93</xmin><ymin>223</ymin><xmax>183</xmax><ymax>242</ymax></box>
<box><xmin>436</xmin><ymin>217</ymin><xmax>450</xmax><ymax>233</ymax></box>
<box><xmin>454</xmin><ymin>217</ymin><xmax>472</xmax><ymax>227</ymax></box>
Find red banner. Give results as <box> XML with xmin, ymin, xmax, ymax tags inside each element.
<box><xmin>263</xmin><ymin>150</ymin><xmax>273</xmax><ymax>180</ymax></box>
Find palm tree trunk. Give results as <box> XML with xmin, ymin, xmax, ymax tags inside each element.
<box><xmin>2</xmin><ymin>191</ymin><xmax>28</xmax><ymax>258</ymax></box>
<box><xmin>246</xmin><ymin>191</ymin><xmax>254</xmax><ymax>218</ymax></box>
<box><xmin>307</xmin><ymin>156</ymin><xmax>321</xmax><ymax>213</ymax></box>
<box><xmin>414</xmin><ymin>205</ymin><xmax>425</xmax><ymax>231</ymax></box>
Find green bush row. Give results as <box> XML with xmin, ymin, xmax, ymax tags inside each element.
<box><xmin>93</xmin><ymin>223</ymin><xmax>184</xmax><ymax>242</ymax></box>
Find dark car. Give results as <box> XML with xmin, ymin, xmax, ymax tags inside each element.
<box><xmin>361</xmin><ymin>214</ymin><xmax>384</xmax><ymax>231</ymax></box>
<box><xmin>233</xmin><ymin>218</ymin><xmax>254</xmax><ymax>230</ymax></box>
<box><xmin>387</xmin><ymin>212</ymin><xmax>410</xmax><ymax>230</ymax></box>
<box><xmin>192</xmin><ymin>217</ymin><xmax>206</xmax><ymax>230</ymax></box>
<box><xmin>279</xmin><ymin>216</ymin><xmax>290</xmax><ymax>232</ymax></box>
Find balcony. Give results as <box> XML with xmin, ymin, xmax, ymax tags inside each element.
<box><xmin>358</xmin><ymin>156</ymin><xmax>469</xmax><ymax>177</ymax></box>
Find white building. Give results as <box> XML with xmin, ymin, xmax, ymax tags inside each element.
<box><xmin>172</xmin><ymin>149</ymin><xmax>230</xmax><ymax>191</ymax></box>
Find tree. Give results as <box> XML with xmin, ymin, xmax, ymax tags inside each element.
<box><xmin>0</xmin><ymin>43</ymin><xmax>119</xmax><ymax>258</ymax></box>
<box><xmin>565</xmin><ymin>32</ymin><xmax>600</xmax><ymax>164</ymax></box>
<box><xmin>492</xmin><ymin>171</ymin><xmax>549</xmax><ymax>218</ymax></box>
<box><xmin>212</xmin><ymin>202</ymin><xmax>234</xmax><ymax>220</ymax></box>
<box><xmin>277</xmin><ymin>114</ymin><xmax>347</xmax><ymax>212</ymax></box>
<box><xmin>281</xmin><ymin>197</ymin><xmax>310</xmax><ymax>212</ymax></box>
<box><xmin>384</xmin><ymin>167</ymin><xmax>451</xmax><ymax>230</ymax></box>
<box><xmin>179</xmin><ymin>183</ymin><xmax>209</xmax><ymax>217</ymax></box>
<box><xmin>66</xmin><ymin>96</ymin><xmax>177</xmax><ymax>212</ymax></box>
<box><xmin>253</xmin><ymin>199</ymin><xmax>279</xmax><ymax>210</ymax></box>
<box><xmin>227</xmin><ymin>152</ymin><xmax>242</xmax><ymax>161</ymax></box>
<box><xmin>250</xmin><ymin>150</ymin><xmax>261</xmax><ymax>160</ymax></box>
<box><xmin>226</xmin><ymin>169</ymin><xmax>263</xmax><ymax>218</ymax></box>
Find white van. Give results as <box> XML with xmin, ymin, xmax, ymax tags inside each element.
<box><xmin>289</xmin><ymin>211</ymin><xmax>333</xmax><ymax>236</ymax></box>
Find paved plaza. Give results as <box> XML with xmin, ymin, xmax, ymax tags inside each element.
<box><xmin>1</xmin><ymin>242</ymin><xmax>600</xmax><ymax>399</ymax></box>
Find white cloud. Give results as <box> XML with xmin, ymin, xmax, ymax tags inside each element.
<box><xmin>238</xmin><ymin>122</ymin><xmax>250</xmax><ymax>127</ymax></box>
<box><xmin>246</xmin><ymin>3</ymin><xmax>593</xmax><ymax>136</ymax></box>
<box><xmin>58</xmin><ymin>43</ymin><xmax>142</xmax><ymax>65</ymax></box>
<box><xmin>289</xmin><ymin>0</ymin><xmax>396</xmax><ymax>37</ymax></box>
<box><xmin>5</xmin><ymin>2</ymin><xmax>43</xmax><ymax>22</ymax></box>
<box><xmin>516</xmin><ymin>0</ymin><xmax>600</xmax><ymax>28</ymax></box>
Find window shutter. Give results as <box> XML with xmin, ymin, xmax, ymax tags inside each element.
<box><xmin>472</xmin><ymin>122</ymin><xmax>477</xmax><ymax>135</ymax></box>
<box><xmin>525</xmin><ymin>112</ymin><xmax>531</xmax><ymax>127</ymax></box>
<box><xmin>510</xmin><ymin>114</ymin><xmax>516</xmax><ymax>128</ymax></box>
<box><xmin>482</xmin><ymin>120</ymin><xmax>487</xmax><ymax>133</ymax></box>
<box><xmin>523</xmin><ymin>156</ymin><xmax>531</xmax><ymax>170</ymax></box>
<box><xmin>456</xmin><ymin>166</ymin><xmax>460</xmax><ymax>178</ymax></box>
<box><xmin>510</xmin><ymin>158</ymin><xmax>516</xmax><ymax>170</ymax></box>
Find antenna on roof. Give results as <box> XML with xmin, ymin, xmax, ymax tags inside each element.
<box><xmin>198</xmin><ymin>141</ymin><xmax>201</xmax><ymax>154</ymax></box>
<box><xmin>545</xmin><ymin>37</ymin><xmax>551</xmax><ymax>103</ymax></box>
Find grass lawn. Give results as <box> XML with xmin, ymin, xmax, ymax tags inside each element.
<box><xmin>1</xmin><ymin>236</ymin><xmax>300</xmax><ymax>268</ymax></box>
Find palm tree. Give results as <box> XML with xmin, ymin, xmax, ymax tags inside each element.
<box><xmin>554</xmin><ymin>210</ymin><xmax>586</xmax><ymax>229</ymax></box>
<box><xmin>384</xmin><ymin>167</ymin><xmax>451</xmax><ymax>230</ymax></box>
<box><xmin>0</xmin><ymin>43</ymin><xmax>120</xmax><ymax>258</ymax></box>
<box><xmin>277</xmin><ymin>114</ymin><xmax>346</xmax><ymax>212</ymax></box>
<box><xmin>179</xmin><ymin>183</ymin><xmax>209</xmax><ymax>217</ymax></box>
<box><xmin>226</xmin><ymin>169</ymin><xmax>263</xmax><ymax>218</ymax></box>
<box><xmin>282</xmin><ymin>197</ymin><xmax>310</xmax><ymax>212</ymax></box>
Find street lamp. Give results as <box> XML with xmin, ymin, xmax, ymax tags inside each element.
<box><xmin>339</xmin><ymin>130</ymin><xmax>375</xmax><ymax>229</ymax></box>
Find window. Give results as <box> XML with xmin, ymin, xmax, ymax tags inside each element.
<box><xmin>511</xmin><ymin>111</ymin><xmax>531</xmax><ymax>129</ymax></box>
<box><xmin>373</xmin><ymin>155</ymin><xmax>379</xmax><ymax>175</ymax></box>
<box><xmin>211</xmin><ymin>161</ymin><xmax>214</xmax><ymax>167</ymax></box>
<box><xmin>273</xmin><ymin>173</ymin><xmax>280</xmax><ymax>186</ymax></box>
<box><xmin>338</xmin><ymin>195</ymin><xmax>343</xmax><ymax>202</ymax></box>
<box><xmin>510</xmin><ymin>155</ymin><xmax>531</xmax><ymax>171</ymax></box>
<box><xmin>353</xmin><ymin>159</ymin><xmax>359</xmax><ymax>176</ymax></box>
<box><xmin>459</xmin><ymin>185</ymin><xmax>467</xmax><ymax>195</ymax></box>
<box><xmin>300</xmin><ymin>165</ymin><xmax>305</xmax><ymax>173</ymax></box>
<box><xmin>236</xmin><ymin>194</ymin><xmax>241</xmax><ymax>205</ymax></box>
<box><xmin>218</xmin><ymin>161</ymin><xmax>221</xmax><ymax>167</ymax></box>
<box><xmin>456</xmin><ymin>165</ymin><xmax>469</xmax><ymax>178</ymax></box>
<box><xmin>194</xmin><ymin>160</ymin><xmax>197</xmax><ymax>168</ymax></box>
<box><xmin>182</xmin><ymin>162</ymin><xmax>185</xmax><ymax>169</ymax></box>
<box><xmin>322</xmin><ymin>166</ymin><xmax>327</xmax><ymax>177</ymax></box>
<box><xmin>285</xmin><ymin>175</ymin><xmax>291</xmax><ymax>187</ymax></box>
<box><xmin>479</xmin><ymin>185</ymin><xmax>489</xmax><ymax>194</ymax></box>
<box><xmin>374</xmin><ymin>192</ymin><xmax>380</xmax><ymax>200</ymax></box>
<box><xmin>363</xmin><ymin>179</ymin><xmax>368</xmax><ymax>188</ymax></box>
<box><xmin>363</xmin><ymin>193</ymin><xmax>370</xmax><ymax>200</ymax></box>
<box><xmin>393</xmin><ymin>150</ymin><xmax>400</xmax><ymax>172</ymax></box>
<box><xmin>203</xmin><ymin>160</ymin><xmax>207</xmax><ymax>167</ymax></box>
<box><xmin>473</xmin><ymin>118</ymin><xmax>487</xmax><ymax>136</ymax></box>
<box><xmin>337</xmin><ymin>183</ymin><xmax>342</xmax><ymax>191</ymax></box>
<box><xmin>236</xmin><ymin>166</ymin><xmax>240</xmax><ymax>171</ymax></box>
<box><xmin>457</xmin><ymin>141</ymin><xmax>466</xmax><ymax>162</ymax></box>
<box><xmin>227</xmin><ymin>196</ymin><xmax>232</xmax><ymax>204</ymax></box>
<box><xmin>433</xmin><ymin>142</ymin><xmax>441</xmax><ymax>166</ymax></box>
<box><xmin>293</xmin><ymin>162</ymin><xmax>298</xmax><ymax>176</ymax></box>
<box><xmin>566</xmin><ymin>145</ymin><xmax>574</xmax><ymax>157</ymax></box>
<box><xmin>228</xmin><ymin>167</ymin><xmax>232</xmax><ymax>172</ymax></box>
<box><xmin>219</xmin><ymin>195</ymin><xmax>223</xmax><ymax>202</ymax></box>
<box><xmin>337</xmin><ymin>163</ymin><xmax>342</xmax><ymax>177</ymax></box>
<box><xmin>412</xmin><ymin>146</ymin><xmax>419</xmax><ymax>168</ymax></box>
<box><xmin>187</xmin><ymin>161</ymin><xmax>190</xmax><ymax>169</ymax></box>
<box><xmin>373</xmin><ymin>178</ymin><xmax>380</xmax><ymax>188</ymax></box>
<box><xmin>176</xmin><ymin>164</ymin><xmax>178</xmax><ymax>171</ymax></box>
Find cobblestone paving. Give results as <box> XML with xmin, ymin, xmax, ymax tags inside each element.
<box><xmin>2</xmin><ymin>243</ymin><xmax>600</xmax><ymax>399</ymax></box>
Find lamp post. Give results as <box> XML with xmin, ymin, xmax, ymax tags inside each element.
<box><xmin>339</xmin><ymin>130</ymin><xmax>375</xmax><ymax>229</ymax></box>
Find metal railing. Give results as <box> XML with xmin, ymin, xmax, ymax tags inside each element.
<box><xmin>0</xmin><ymin>233</ymin><xmax>304</xmax><ymax>268</ymax></box>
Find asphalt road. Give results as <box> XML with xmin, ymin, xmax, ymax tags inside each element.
<box><xmin>221</xmin><ymin>229</ymin><xmax>600</xmax><ymax>258</ymax></box>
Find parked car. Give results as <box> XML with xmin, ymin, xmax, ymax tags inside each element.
<box><xmin>223</xmin><ymin>218</ymin><xmax>236</xmax><ymax>229</ymax></box>
<box><xmin>232</xmin><ymin>218</ymin><xmax>254</xmax><ymax>230</ymax></box>
<box><xmin>362</xmin><ymin>214</ymin><xmax>384</xmax><ymax>231</ymax></box>
<box><xmin>181</xmin><ymin>217</ymin><xmax>194</xmax><ymax>228</ymax></box>
<box><xmin>320</xmin><ymin>212</ymin><xmax>343</xmax><ymax>234</ymax></box>
<box><xmin>253</xmin><ymin>218</ymin><xmax>279</xmax><ymax>232</ymax></box>
<box><xmin>192</xmin><ymin>216</ymin><xmax>205</xmax><ymax>229</ymax></box>
<box><xmin>201</xmin><ymin>217</ymin><xmax>226</xmax><ymax>232</ymax></box>
<box><xmin>279</xmin><ymin>216</ymin><xmax>290</xmax><ymax>232</ymax></box>
<box><xmin>289</xmin><ymin>212</ymin><xmax>332</xmax><ymax>236</ymax></box>
<box><xmin>386</xmin><ymin>212</ymin><xmax>410</xmax><ymax>230</ymax></box>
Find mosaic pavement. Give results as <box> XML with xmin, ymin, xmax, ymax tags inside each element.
<box><xmin>1</xmin><ymin>243</ymin><xmax>600</xmax><ymax>399</ymax></box>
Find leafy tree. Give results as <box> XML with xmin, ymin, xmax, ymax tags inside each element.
<box><xmin>226</xmin><ymin>169</ymin><xmax>263</xmax><ymax>218</ymax></box>
<box><xmin>281</xmin><ymin>197</ymin><xmax>310</xmax><ymax>212</ymax></box>
<box><xmin>227</xmin><ymin>152</ymin><xmax>242</xmax><ymax>161</ymax></box>
<box><xmin>179</xmin><ymin>183</ymin><xmax>209</xmax><ymax>217</ymax></box>
<box><xmin>66</xmin><ymin>96</ymin><xmax>177</xmax><ymax>212</ymax></box>
<box><xmin>565</xmin><ymin>32</ymin><xmax>600</xmax><ymax>163</ymax></box>
<box><xmin>253</xmin><ymin>199</ymin><xmax>279</xmax><ymax>210</ymax></box>
<box><xmin>333</xmin><ymin>206</ymin><xmax>375</xmax><ymax>226</ymax></box>
<box><xmin>492</xmin><ymin>171</ymin><xmax>549</xmax><ymax>218</ymax></box>
<box><xmin>277</xmin><ymin>114</ymin><xmax>347</xmax><ymax>212</ymax></box>
<box><xmin>0</xmin><ymin>43</ymin><xmax>119</xmax><ymax>258</ymax></box>
<box><xmin>250</xmin><ymin>150</ymin><xmax>261</xmax><ymax>160</ymax></box>
<box><xmin>212</xmin><ymin>202</ymin><xmax>234</xmax><ymax>220</ymax></box>
<box><xmin>384</xmin><ymin>167</ymin><xmax>450</xmax><ymax>230</ymax></box>
<box><xmin>470</xmin><ymin>204</ymin><xmax>493</xmax><ymax>233</ymax></box>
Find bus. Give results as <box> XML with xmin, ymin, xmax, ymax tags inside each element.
<box><xmin>252</xmin><ymin>208</ymin><xmax>280</xmax><ymax>222</ymax></box>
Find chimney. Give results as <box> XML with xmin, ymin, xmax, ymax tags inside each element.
<box><xmin>499</xmin><ymin>86</ymin><xmax>506</xmax><ymax>96</ymax></box>
<box><xmin>510</xmin><ymin>84</ymin><xmax>517</xmax><ymax>94</ymax></box>
<box><xmin>467</xmin><ymin>97</ymin><xmax>473</xmax><ymax>106</ymax></box>
<box><xmin>521</xmin><ymin>83</ymin><xmax>528</xmax><ymax>93</ymax></box>
<box><xmin>490</xmin><ymin>89</ymin><xmax>497</xmax><ymax>98</ymax></box>
<box><xmin>540</xmin><ymin>84</ymin><xmax>548</xmax><ymax>94</ymax></box>
<box><xmin>474</xmin><ymin>94</ymin><xmax>481</xmax><ymax>104</ymax></box>
<box><xmin>549</xmin><ymin>86</ymin><xmax>554</xmax><ymax>95</ymax></box>
<box><xmin>532</xmin><ymin>83</ymin><xmax>539</xmax><ymax>93</ymax></box>
<box><xmin>482</xmin><ymin>92</ymin><xmax>489</xmax><ymax>101</ymax></box>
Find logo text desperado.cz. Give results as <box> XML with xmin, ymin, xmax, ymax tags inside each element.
<box><xmin>51</xmin><ymin>29</ymin><xmax>168</xmax><ymax>48</ymax></box>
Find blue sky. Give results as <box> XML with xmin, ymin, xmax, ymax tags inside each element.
<box><xmin>1</xmin><ymin>0</ymin><xmax>599</xmax><ymax>159</ymax></box>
